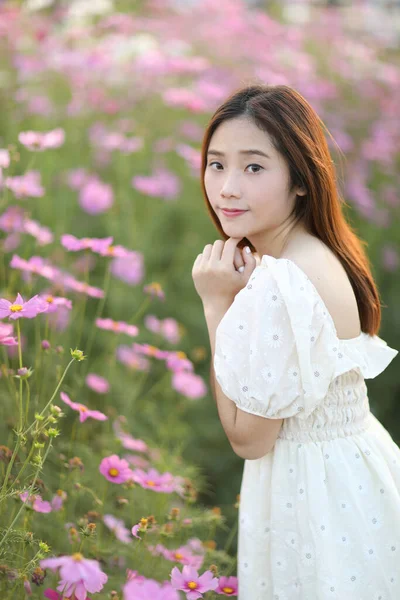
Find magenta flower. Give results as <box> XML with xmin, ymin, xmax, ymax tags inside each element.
<box><xmin>113</xmin><ymin>419</ymin><xmax>148</xmax><ymax>452</ymax></box>
<box><xmin>51</xmin><ymin>490</ymin><xmax>67</xmax><ymax>511</ymax></box>
<box><xmin>24</xmin><ymin>218</ymin><xmax>54</xmax><ymax>246</ymax></box>
<box><xmin>99</xmin><ymin>454</ymin><xmax>133</xmax><ymax>483</ymax></box>
<box><xmin>124</xmin><ymin>454</ymin><xmax>150</xmax><ymax>469</ymax></box>
<box><xmin>0</xmin><ymin>205</ymin><xmax>25</xmax><ymax>232</ymax></box>
<box><xmin>20</xmin><ymin>492</ymin><xmax>52</xmax><ymax>513</ymax></box>
<box><xmin>85</xmin><ymin>373</ymin><xmax>110</xmax><ymax>394</ymax></box>
<box><xmin>79</xmin><ymin>178</ymin><xmax>114</xmax><ymax>214</ymax></box>
<box><xmin>96</xmin><ymin>317</ymin><xmax>139</xmax><ymax>337</ymax></box>
<box><xmin>215</xmin><ymin>576</ymin><xmax>238</xmax><ymax>596</ymax></box>
<box><xmin>61</xmin><ymin>233</ymin><xmax>113</xmax><ymax>253</ymax></box>
<box><xmin>130</xmin><ymin>468</ymin><xmax>177</xmax><ymax>493</ymax></box>
<box><xmin>44</xmin><ymin>589</ymin><xmax>92</xmax><ymax>600</ymax></box>
<box><xmin>123</xmin><ymin>577</ymin><xmax>180</xmax><ymax>600</ymax></box>
<box><xmin>18</xmin><ymin>128</ymin><xmax>65</xmax><ymax>151</ymax></box>
<box><xmin>60</xmin><ymin>392</ymin><xmax>108</xmax><ymax>423</ymax></box>
<box><xmin>103</xmin><ymin>514</ymin><xmax>131</xmax><ymax>544</ymax></box>
<box><xmin>163</xmin><ymin>544</ymin><xmax>204</xmax><ymax>569</ymax></box>
<box><xmin>5</xmin><ymin>170</ymin><xmax>45</xmax><ymax>199</ymax></box>
<box><xmin>170</xmin><ymin>566</ymin><xmax>218</xmax><ymax>600</ymax></box>
<box><xmin>110</xmin><ymin>252</ymin><xmax>143</xmax><ymax>286</ymax></box>
<box><xmin>40</xmin><ymin>553</ymin><xmax>107</xmax><ymax>600</ymax></box>
<box><xmin>0</xmin><ymin>149</ymin><xmax>10</xmax><ymax>168</ymax></box>
<box><xmin>38</xmin><ymin>293</ymin><xmax>72</xmax><ymax>314</ymax></box>
<box><xmin>0</xmin><ymin>293</ymin><xmax>48</xmax><ymax>320</ymax></box>
<box><xmin>0</xmin><ymin>323</ymin><xmax>17</xmax><ymax>346</ymax></box>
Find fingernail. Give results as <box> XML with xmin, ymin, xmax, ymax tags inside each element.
<box><xmin>244</xmin><ymin>246</ymin><xmax>251</xmax><ymax>254</ymax></box>
<box><xmin>238</xmin><ymin>266</ymin><xmax>245</xmax><ymax>273</ymax></box>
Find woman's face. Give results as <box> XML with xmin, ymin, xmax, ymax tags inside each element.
<box><xmin>204</xmin><ymin>116</ymin><xmax>304</xmax><ymax>248</ymax></box>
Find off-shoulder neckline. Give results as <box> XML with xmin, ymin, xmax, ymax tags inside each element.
<box><xmin>260</xmin><ymin>254</ymin><xmax>367</xmax><ymax>344</ymax></box>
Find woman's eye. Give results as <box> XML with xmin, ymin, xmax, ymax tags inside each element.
<box><xmin>208</xmin><ymin>162</ymin><xmax>263</xmax><ymax>173</ymax></box>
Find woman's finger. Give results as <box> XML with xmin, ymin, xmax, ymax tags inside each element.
<box><xmin>233</xmin><ymin>246</ymin><xmax>245</xmax><ymax>272</ymax></box>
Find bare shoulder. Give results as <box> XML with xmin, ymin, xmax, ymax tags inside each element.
<box><xmin>281</xmin><ymin>235</ymin><xmax>362</xmax><ymax>340</ymax></box>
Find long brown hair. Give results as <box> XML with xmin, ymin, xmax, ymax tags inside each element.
<box><xmin>200</xmin><ymin>83</ymin><xmax>382</xmax><ymax>335</ymax></box>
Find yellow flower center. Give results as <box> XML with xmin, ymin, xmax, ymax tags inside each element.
<box><xmin>140</xmin><ymin>518</ymin><xmax>148</xmax><ymax>526</ymax></box>
<box><xmin>108</xmin><ymin>468</ymin><xmax>119</xmax><ymax>477</ymax></box>
<box><xmin>10</xmin><ymin>304</ymin><xmax>23</xmax><ymax>312</ymax></box>
<box><xmin>46</xmin><ymin>295</ymin><xmax>54</xmax><ymax>303</ymax></box>
<box><xmin>146</xmin><ymin>480</ymin><xmax>155</xmax><ymax>486</ymax></box>
<box><xmin>107</xmin><ymin>245</ymin><xmax>115</xmax><ymax>255</ymax></box>
<box><xmin>72</xmin><ymin>553</ymin><xmax>83</xmax><ymax>561</ymax></box>
<box><xmin>176</xmin><ymin>351</ymin><xmax>187</xmax><ymax>360</ymax></box>
<box><xmin>78</xmin><ymin>405</ymin><xmax>87</xmax><ymax>412</ymax></box>
<box><xmin>56</xmin><ymin>489</ymin><xmax>63</xmax><ymax>496</ymax></box>
<box><xmin>222</xmin><ymin>587</ymin><xmax>234</xmax><ymax>594</ymax></box>
<box><xmin>175</xmin><ymin>552</ymin><xmax>183</xmax><ymax>559</ymax></box>
<box><xmin>112</xmin><ymin>322</ymin><xmax>120</xmax><ymax>331</ymax></box>
<box><xmin>188</xmin><ymin>582</ymin><xmax>198</xmax><ymax>590</ymax></box>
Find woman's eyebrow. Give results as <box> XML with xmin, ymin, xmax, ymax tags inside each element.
<box><xmin>207</xmin><ymin>149</ymin><xmax>271</xmax><ymax>159</ymax></box>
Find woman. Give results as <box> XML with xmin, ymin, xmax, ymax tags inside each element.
<box><xmin>192</xmin><ymin>83</ymin><xmax>399</xmax><ymax>598</ymax></box>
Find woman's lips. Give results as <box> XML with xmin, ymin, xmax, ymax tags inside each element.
<box><xmin>221</xmin><ymin>209</ymin><xmax>248</xmax><ymax>217</ymax></box>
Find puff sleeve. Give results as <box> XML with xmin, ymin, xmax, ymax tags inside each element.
<box><xmin>213</xmin><ymin>256</ymin><xmax>398</xmax><ymax>420</ymax></box>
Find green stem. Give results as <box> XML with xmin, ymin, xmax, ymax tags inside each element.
<box><xmin>24</xmin><ymin>358</ymin><xmax>75</xmax><ymax>436</ymax></box>
<box><xmin>24</xmin><ymin>379</ymin><xmax>31</xmax><ymax>425</ymax></box>
<box><xmin>0</xmin><ymin>441</ymin><xmax>52</xmax><ymax>550</ymax></box>
<box><xmin>16</xmin><ymin>320</ymin><xmax>23</xmax><ymax>431</ymax></box>
<box><xmin>85</xmin><ymin>261</ymin><xmax>111</xmax><ymax>363</ymax></box>
<box><xmin>0</xmin><ymin>435</ymin><xmax>22</xmax><ymax>499</ymax></box>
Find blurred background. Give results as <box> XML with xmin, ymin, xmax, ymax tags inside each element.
<box><xmin>0</xmin><ymin>0</ymin><xmax>399</xmax><ymax>582</ymax></box>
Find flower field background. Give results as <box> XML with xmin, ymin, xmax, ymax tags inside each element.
<box><xmin>0</xmin><ymin>0</ymin><xmax>399</xmax><ymax>597</ymax></box>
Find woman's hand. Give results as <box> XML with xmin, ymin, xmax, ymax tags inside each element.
<box><xmin>192</xmin><ymin>237</ymin><xmax>257</xmax><ymax>308</ymax></box>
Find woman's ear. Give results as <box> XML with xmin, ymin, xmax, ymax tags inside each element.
<box><xmin>297</xmin><ymin>187</ymin><xmax>307</xmax><ymax>196</ymax></box>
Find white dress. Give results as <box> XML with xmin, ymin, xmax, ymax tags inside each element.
<box><xmin>213</xmin><ymin>254</ymin><xmax>400</xmax><ymax>600</ymax></box>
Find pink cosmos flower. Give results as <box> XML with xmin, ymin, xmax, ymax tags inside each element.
<box><xmin>215</xmin><ymin>575</ymin><xmax>238</xmax><ymax>596</ymax></box>
<box><xmin>62</xmin><ymin>275</ymin><xmax>104</xmax><ymax>298</ymax></box>
<box><xmin>20</xmin><ymin>492</ymin><xmax>52</xmax><ymax>513</ymax></box>
<box><xmin>123</xmin><ymin>577</ymin><xmax>180</xmax><ymax>600</ymax></box>
<box><xmin>65</xmin><ymin>168</ymin><xmax>91</xmax><ymax>190</ymax></box>
<box><xmin>10</xmin><ymin>254</ymin><xmax>59</xmax><ymax>282</ymax></box>
<box><xmin>113</xmin><ymin>419</ymin><xmax>148</xmax><ymax>452</ymax></box>
<box><xmin>116</xmin><ymin>345</ymin><xmax>150</xmax><ymax>371</ymax></box>
<box><xmin>172</xmin><ymin>370</ymin><xmax>207</xmax><ymax>400</ymax></box>
<box><xmin>170</xmin><ymin>566</ymin><xmax>218</xmax><ymax>600</ymax></box>
<box><xmin>96</xmin><ymin>317</ymin><xmax>139</xmax><ymax>337</ymax></box>
<box><xmin>0</xmin><ymin>293</ymin><xmax>48</xmax><ymax>320</ymax></box>
<box><xmin>163</xmin><ymin>545</ymin><xmax>204</xmax><ymax>569</ymax></box>
<box><xmin>18</xmin><ymin>128</ymin><xmax>65</xmax><ymax>151</ymax></box>
<box><xmin>40</xmin><ymin>553</ymin><xmax>107</xmax><ymax>600</ymax></box>
<box><xmin>0</xmin><ymin>149</ymin><xmax>10</xmax><ymax>168</ymax></box>
<box><xmin>99</xmin><ymin>454</ymin><xmax>133</xmax><ymax>483</ymax></box>
<box><xmin>44</xmin><ymin>589</ymin><xmax>92</xmax><ymax>600</ymax></box>
<box><xmin>79</xmin><ymin>178</ymin><xmax>114</xmax><ymax>214</ymax></box>
<box><xmin>23</xmin><ymin>219</ymin><xmax>54</xmax><ymax>245</ymax></box>
<box><xmin>130</xmin><ymin>468</ymin><xmax>177</xmax><ymax>493</ymax></box>
<box><xmin>60</xmin><ymin>392</ymin><xmax>108</xmax><ymax>423</ymax></box>
<box><xmin>0</xmin><ymin>322</ymin><xmax>17</xmax><ymax>346</ymax></box>
<box><xmin>124</xmin><ymin>454</ymin><xmax>150</xmax><ymax>469</ymax></box>
<box><xmin>51</xmin><ymin>490</ymin><xmax>67</xmax><ymax>511</ymax></box>
<box><xmin>85</xmin><ymin>373</ymin><xmax>110</xmax><ymax>394</ymax></box>
<box><xmin>110</xmin><ymin>251</ymin><xmax>143</xmax><ymax>286</ymax></box>
<box><xmin>131</xmin><ymin>167</ymin><xmax>181</xmax><ymax>201</ymax></box>
<box><xmin>61</xmin><ymin>233</ymin><xmax>113</xmax><ymax>254</ymax></box>
<box><xmin>143</xmin><ymin>281</ymin><xmax>165</xmax><ymax>300</ymax></box>
<box><xmin>103</xmin><ymin>514</ymin><xmax>131</xmax><ymax>544</ymax></box>
<box><xmin>149</xmin><ymin>542</ymin><xmax>204</xmax><ymax>569</ymax></box>
<box><xmin>5</xmin><ymin>170</ymin><xmax>45</xmax><ymax>199</ymax></box>
<box><xmin>38</xmin><ymin>294</ymin><xmax>72</xmax><ymax>314</ymax></box>
<box><xmin>0</xmin><ymin>205</ymin><xmax>25</xmax><ymax>232</ymax></box>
